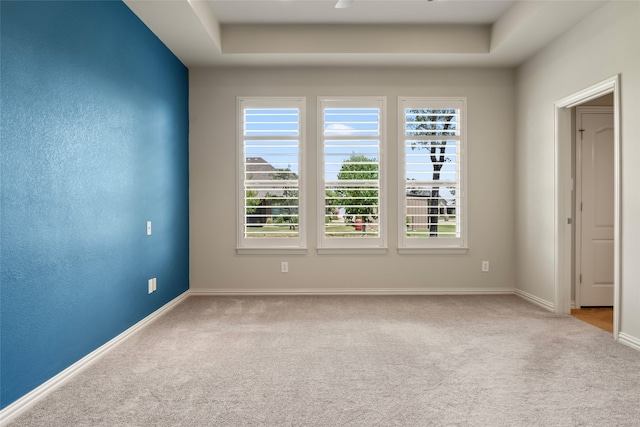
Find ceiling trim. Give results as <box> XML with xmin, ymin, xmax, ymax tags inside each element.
<box><xmin>222</xmin><ymin>24</ymin><xmax>491</xmax><ymax>54</ymax></box>
<box><xmin>123</xmin><ymin>0</ymin><xmax>609</xmax><ymax>68</ymax></box>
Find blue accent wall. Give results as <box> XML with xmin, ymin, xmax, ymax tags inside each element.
<box><xmin>0</xmin><ymin>1</ymin><xmax>189</xmax><ymax>408</ymax></box>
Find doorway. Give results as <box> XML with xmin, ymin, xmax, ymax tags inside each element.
<box><xmin>554</xmin><ymin>75</ymin><xmax>620</xmax><ymax>339</ymax></box>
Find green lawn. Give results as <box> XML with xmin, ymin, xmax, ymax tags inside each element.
<box><xmin>325</xmin><ymin>224</ymin><xmax>378</xmax><ymax>237</ymax></box>
<box><xmin>245</xmin><ymin>223</ymin><xmax>380</xmax><ymax>238</ymax></box>
<box><xmin>245</xmin><ymin>224</ymin><xmax>298</xmax><ymax>238</ymax></box>
<box><xmin>407</xmin><ymin>223</ymin><xmax>457</xmax><ymax>237</ymax></box>
<box><xmin>245</xmin><ymin>222</ymin><xmax>456</xmax><ymax>238</ymax></box>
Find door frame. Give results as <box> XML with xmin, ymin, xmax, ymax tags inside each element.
<box><xmin>554</xmin><ymin>75</ymin><xmax>621</xmax><ymax>339</ymax></box>
<box><xmin>574</xmin><ymin>106</ymin><xmax>614</xmax><ymax>308</ymax></box>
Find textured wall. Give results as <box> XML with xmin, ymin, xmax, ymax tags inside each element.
<box><xmin>0</xmin><ymin>1</ymin><xmax>189</xmax><ymax>408</ymax></box>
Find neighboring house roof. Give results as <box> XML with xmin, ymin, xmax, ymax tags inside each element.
<box><xmin>246</xmin><ymin>157</ymin><xmax>297</xmax><ymax>199</ymax></box>
<box><xmin>246</xmin><ymin>157</ymin><xmax>278</xmax><ymax>181</ymax></box>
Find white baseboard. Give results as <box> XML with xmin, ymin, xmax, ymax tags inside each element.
<box><xmin>0</xmin><ymin>291</ymin><xmax>189</xmax><ymax>426</ymax></box>
<box><xmin>618</xmin><ymin>332</ymin><xmax>640</xmax><ymax>351</ymax></box>
<box><xmin>515</xmin><ymin>289</ymin><xmax>555</xmax><ymax>312</ymax></box>
<box><xmin>189</xmin><ymin>287</ymin><xmax>516</xmax><ymax>296</ymax></box>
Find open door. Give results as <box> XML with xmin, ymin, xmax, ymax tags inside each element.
<box><xmin>575</xmin><ymin>107</ymin><xmax>614</xmax><ymax>307</ymax></box>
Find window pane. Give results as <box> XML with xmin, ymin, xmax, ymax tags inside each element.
<box><xmin>405</xmin><ymin>189</ymin><xmax>459</xmax><ymax>238</ymax></box>
<box><xmin>323</xmin><ymin>107</ymin><xmax>380</xmax><ymax>238</ymax></box>
<box><xmin>244</xmin><ymin>109</ymin><xmax>299</xmax><ymax>136</ymax></box>
<box><xmin>401</xmin><ymin>103</ymin><xmax>463</xmax><ymax>243</ymax></box>
<box><xmin>324</xmin><ymin>108</ymin><xmax>380</xmax><ymax>136</ymax></box>
<box><xmin>243</xmin><ymin>107</ymin><xmax>300</xmax><ymax>238</ymax></box>
<box><xmin>405</xmin><ymin>109</ymin><xmax>459</xmax><ymax>136</ymax></box>
<box><xmin>405</xmin><ymin>140</ymin><xmax>458</xmax><ymax>182</ymax></box>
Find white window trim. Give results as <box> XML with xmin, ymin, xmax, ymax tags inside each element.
<box><xmin>236</xmin><ymin>97</ymin><xmax>307</xmax><ymax>255</ymax></box>
<box><xmin>317</xmin><ymin>96</ymin><xmax>387</xmax><ymax>253</ymax></box>
<box><xmin>397</xmin><ymin>97</ymin><xmax>468</xmax><ymax>253</ymax></box>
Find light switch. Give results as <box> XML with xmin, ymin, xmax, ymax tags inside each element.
<box><xmin>146</xmin><ymin>221</ymin><xmax>152</xmax><ymax>236</ymax></box>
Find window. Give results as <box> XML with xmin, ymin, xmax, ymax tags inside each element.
<box><xmin>399</xmin><ymin>97</ymin><xmax>466</xmax><ymax>251</ymax></box>
<box><xmin>318</xmin><ymin>97</ymin><xmax>386</xmax><ymax>252</ymax></box>
<box><xmin>237</xmin><ymin>97</ymin><xmax>305</xmax><ymax>253</ymax></box>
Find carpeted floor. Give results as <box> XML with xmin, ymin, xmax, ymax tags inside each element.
<box><xmin>9</xmin><ymin>295</ymin><xmax>640</xmax><ymax>426</ymax></box>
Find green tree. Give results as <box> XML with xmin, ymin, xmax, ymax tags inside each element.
<box><xmin>272</xmin><ymin>167</ymin><xmax>297</xmax><ymax>182</ymax></box>
<box><xmin>245</xmin><ymin>172</ymin><xmax>262</xmax><ymax>216</ymax></box>
<box><xmin>245</xmin><ymin>188</ymin><xmax>264</xmax><ymax>227</ymax></box>
<box><xmin>245</xmin><ymin>189</ymin><xmax>260</xmax><ymax>214</ymax></box>
<box><xmin>335</xmin><ymin>154</ymin><xmax>379</xmax><ymax>224</ymax></box>
<box><xmin>269</xmin><ymin>167</ymin><xmax>299</xmax><ymax>226</ymax></box>
<box><xmin>324</xmin><ymin>189</ymin><xmax>340</xmax><ymax>217</ymax></box>
<box><xmin>407</xmin><ymin>109</ymin><xmax>456</xmax><ymax>236</ymax></box>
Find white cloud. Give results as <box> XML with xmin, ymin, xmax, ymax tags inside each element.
<box><xmin>326</xmin><ymin>123</ymin><xmax>357</xmax><ymax>136</ymax></box>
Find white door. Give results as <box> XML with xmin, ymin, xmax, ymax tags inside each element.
<box><xmin>576</xmin><ymin>107</ymin><xmax>614</xmax><ymax>307</ymax></box>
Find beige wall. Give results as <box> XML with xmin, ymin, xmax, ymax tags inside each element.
<box><xmin>190</xmin><ymin>67</ymin><xmax>516</xmax><ymax>293</ymax></box>
<box><xmin>516</xmin><ymin>2</ymin><xmax>640</xmax><ymax>339</ymax></box>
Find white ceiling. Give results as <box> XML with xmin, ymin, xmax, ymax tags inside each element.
<box><xmin>208</xmin><ymin>0</ymin><xmax>514</xmax><ymax>24</ymax></box>
<box><xmin>123</xmin><ymin>0</ymin><xmax>609</xmax><ymax>68</ymax></box>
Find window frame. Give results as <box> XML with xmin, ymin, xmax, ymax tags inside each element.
<box><xmin>236</xmin><ymin>97</ymin><xmax>307</xmax><ymax>254</ymax></box>
<box><xmin>397</xmin><ymin>97</ymin><xmax>468</xmax><ymax>253</ymax></box>
<box><xmin>317</xmin><ymin>96</ymin><xmax>387</xmax><ymax>254</ymax></box>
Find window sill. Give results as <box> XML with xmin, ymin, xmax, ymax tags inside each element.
<box><xmin>397</xmin><ymin>247</ymin><xmax>469</xmax><ymax>255</ymax></box>
<box><xmin>236</xmin><ymin>248</ymin><xmax>308</xmax><ymax>255</ymax></box>
<box><xmin>317</xmin><ymin>247</ymin><xmax>388</xmax><ymax>255</ymax></box>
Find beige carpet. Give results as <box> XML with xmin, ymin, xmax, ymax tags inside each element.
<box><xmin>9</xmin><ymin>295</ymin><xmax>640</xmax><ymax>426</ymax></box>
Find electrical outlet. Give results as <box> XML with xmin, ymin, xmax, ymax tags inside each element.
<box><xmin>152</xmin><ymin>278</ymin><xmax>157</xmax><ymax>292</ymax></box>
<box><xmin>482</xmin><ymin>261</ymin><xmax>490</xmax><ymax>272</ymax></box>
<box><xmin>281</xmin><ymin>262</ymin><xmax>288</xmax><ymax>273</ymax></box>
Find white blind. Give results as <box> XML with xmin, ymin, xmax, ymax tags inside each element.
<box><xmin>402</xmin><ymin>103</ymin><xmax>462</xmax><ymax>240</ymax></box>
<box><xmin>321</xmin><ymin>103</ymin><xmax>382</xmax><ymax>239</ymax></box>
<box><xmin>243</xmin><ymin>106</ymin><xmax>300</xmax><ymax>238</ymax></box>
